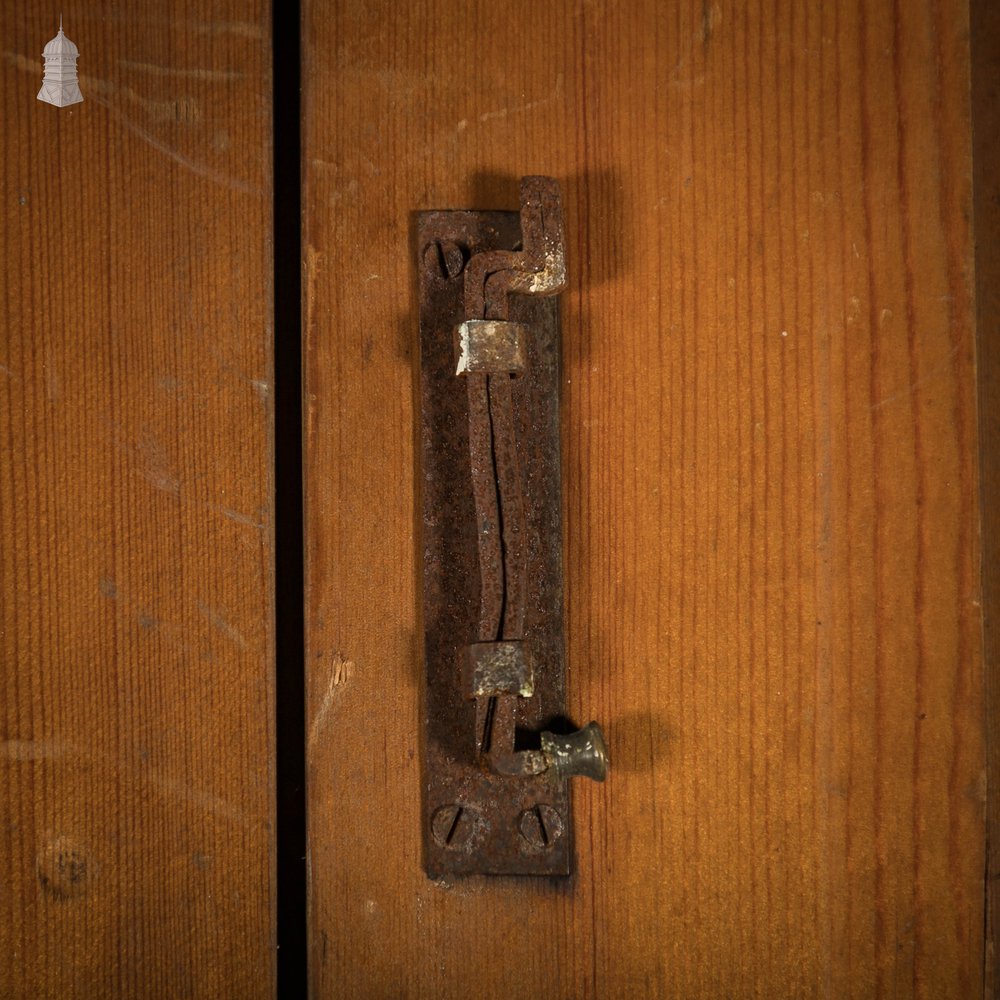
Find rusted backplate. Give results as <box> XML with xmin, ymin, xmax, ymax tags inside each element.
<box><xmin>418</xmin><ymin>209</ymin><xmax>571</xmax><ymax>876</ymax></box>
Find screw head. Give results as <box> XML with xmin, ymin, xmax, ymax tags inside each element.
<box><xmin>422</xmin><ymin>240</ymin><xmax>465</xmax><ymax>279</ymax></box>
<box><xmin>518</xmin><ymin>804</ymin><xmax>564</xmax><ymax>850</ymax></box>
<box><xmin>431</xmin><ymin>803</ymin><xmax>481</xmax><ymax>850</ymax></box>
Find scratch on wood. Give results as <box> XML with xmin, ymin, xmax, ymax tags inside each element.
<box><xmin>119</xmin><ymin>59</ymin><xmax>243</xmax><ymax>81</ymax></box>
<box><xmin>870</xmin><ymin>341</ymin><xmax>963</xmax><ymax>410</ymax></box>
<box><xmin>209</xmin><ymin>503</ymin><xmax>265</xmax><ymax>529</ymax></box>
<box><xmin>193</xmin><ymin>20</ymin><xmax>265</xmax><ymax>39</ymax></box>
<box><xmin>89</xmin><ymin>94</ymin><xmax>259</xmax><ymax>192</ymax></box>
<box><xmin>135</xmin><ymin>429</ymin><xmax>181</xmax><ymax>496</ymax></box>
<box><xmin>308</xmin><ymin>655</ymin><xmax>355</xmax><ymax>753</ymax></box>
<box><xmin>477</xmin><ymin>74</ymin><xmax>563</xmax><ymax>124</ymax></box>
<box><xmin>44</xmin><ymin>361</ymin><xmax>59</xmax><ymax>401</ymax></box>
<box><xmin>119</xmin><ymin>86</ymin><xmax>202</xmax><ymax>124</ymax></box>
<box><xmin>2</xmin><ymin>53</ymin><xmax>261</xmax><ymax>194</ymax></box>
<box><xmin>103</xmin><ymin>422</ymin><xmax>181</xmax><ymax>496</ymax></box>
<box><xmin>197</xmin><ymin>602</ymin><xmax>248</xmax><ymax>648</ymax></box>
<box><xmin>148</xmin><ymin>770</ymin><xmax>250</xmax><ymax>825</ymax></box>
<box><xmin>0</xmin><ymin>740</ymin><xmax>70</xmax><ymax>761</ymax></box>
<box><xmin>0</xmin><ymin>740</ymin><xmax>251</xmax><ymax>825</ymax></box>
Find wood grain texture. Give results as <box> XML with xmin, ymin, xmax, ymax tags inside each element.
<box><xmin>0</xmin><ymin>5</ymin><xmax>275</xmax><ymax>997</ymax></box>
<box><xmin>303</xmin><ymin>1</ymin><xmax>984</xmax><ymax>996</ymax></box>
<box><xmin>972</xmin><ymin>0</ymin><xmax>1000</xmax><ymax>994</ymax></box>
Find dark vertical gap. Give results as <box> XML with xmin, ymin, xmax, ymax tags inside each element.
<box><xmin>972</xmin><ymin>0</ymin><xmax>1000</xmax><ymax>996</ymax></box>
<box><xmin>272</xmin><ymin>0</ymin><xmax>305</xmax><ymax>995</ymax></box>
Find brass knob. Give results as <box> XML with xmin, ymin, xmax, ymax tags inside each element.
<box><xmin>540</xmin><ymin>722</ymin><xmax>609</xmax><ymax>782</ymax></box>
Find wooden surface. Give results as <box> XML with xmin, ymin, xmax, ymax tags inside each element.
<box><xmin>972</xmin><ymin>0</ymin><xmax>1000</xmax><ymax>994</ymax></box>
<box><xmin>303</xmin><ymin>1</ymin><xmax>985</xmax><ymax>997</ymax></box>
<box><xmin>0</xmin><ymin>5</ymin><xmax>275</xmax><ymax>998</ymax></box>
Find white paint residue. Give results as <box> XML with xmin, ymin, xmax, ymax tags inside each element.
<box><xmin>527</xmin><ymin>248</ymin><xmax>566</xmax><ymax>294</ymax></box>
<box><xmin>455</xmin><ymin>322</ymin><xmax>471</xmax><ymax>375</ymax></box>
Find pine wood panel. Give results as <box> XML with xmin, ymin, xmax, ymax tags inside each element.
<box><xmin>0</xmin><ymin>5</ymin><xmax>275</xmax><ymax>997</ymax></box>
<box><xmin>972</xmin><ymin>0</ymin><xmax>1000</xmax><ymax>993</ymax></box>
<box><xmin>303</xmin><ymin>1</ymin><xmax>984</xmax><ymax>996</ymax></box>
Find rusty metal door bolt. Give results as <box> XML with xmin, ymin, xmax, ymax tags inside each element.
<box><xmin>418</xmin><ymin>176</ymin><xmax>608</xmax><ymax>877</ymax></box>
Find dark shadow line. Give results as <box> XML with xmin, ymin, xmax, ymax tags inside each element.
<box><xmin>272</xmin><ymin>0</ymin><xmax>305</xmax><ymax>995</ymax></box>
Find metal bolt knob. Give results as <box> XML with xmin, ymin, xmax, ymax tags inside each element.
<box><xmin>540</xmin><ymin>721</ymin><xmax>609</xmax><ymax>782</ymax></box>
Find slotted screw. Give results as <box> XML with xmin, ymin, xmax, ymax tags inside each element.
<box><xmin>518</xmin><ymin>804</ymin><xmax>564</xmax><ymax>850</ymax></box>
<box><xmin>431</xmin><ymin>803</ymin><xmax>476</xmax><ymax>849</ymax></box>
<box><xmin>422</xmin><ymin>239</ymin><xmax>465</xmax><ymax>279</ymax></box>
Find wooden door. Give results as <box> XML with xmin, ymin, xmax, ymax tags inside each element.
<box><xmin>302</xmin><ymin>1</ymin><xmax>987</xmax><ymax>997</ymax></box>
<box><xmin>1</xmin><ymin>5</ymin><xmax>275</xmax><ymax>997</ymax></box>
